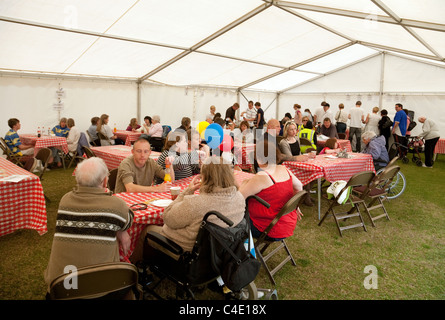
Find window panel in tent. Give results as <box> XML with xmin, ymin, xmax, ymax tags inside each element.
<box><xmin>294</xmin><ymin>44</ymin><xmax>378</xmax><ymax>74</ymax></box>
<box><xmin>249</xmin><ymin>70</ymin><xmax>318</xmax><ymax>92</ymax></box>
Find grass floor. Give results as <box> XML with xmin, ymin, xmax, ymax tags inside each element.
<box><xmin>1</xmin><ymin>155</ymin><xmax>444</xmax><ymax>300</ymax></box>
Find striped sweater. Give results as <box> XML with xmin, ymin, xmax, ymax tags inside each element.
<box><xmin>44</xmin><ymin>186</ymin><xmax>133</xmax><ymax>290</ymax></box>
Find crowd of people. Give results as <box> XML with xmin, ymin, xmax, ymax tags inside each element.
<box><xmin>2</xmin><ymin>99</ymin><xmax>441</xmax><ymax>299</ymax></box>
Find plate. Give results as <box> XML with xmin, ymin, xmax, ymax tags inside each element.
<box><xmin>150</xmin><ymin>199</ymin><xmax>173</xmax><ymax>208</ymax></box>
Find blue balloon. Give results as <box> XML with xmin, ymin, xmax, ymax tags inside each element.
<box><xmin>204</xmin><ymin>123</ymin><xmax>224</xmax><ymax>149</ymax></box>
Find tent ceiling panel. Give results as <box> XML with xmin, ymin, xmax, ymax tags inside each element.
<box><xmin>107</xmin><ymin>0</ymin><xmax>261</xmax><ymax>48</ymax></box>
<box><xmin>148</xmin><ymin>52</ymin><xmax>281</xmax><ymax>88</ymax></box>
<box><xmin>294</xmin><ymin>44</ymin><xmax>378</xmax><ymax>74</ymax></box>
<box><xmin>0</xmin><ymin>0</ymin><xmax>137</xmax><ymax>33</ymax></box>
<box><xmin>65</xmin><ymin>38</ymin><xmax>184</xmax><ymax>79</ymax></box>
<box><xmin>0</xmin><ymin>21</ymin><xmax>97</xmax><ymax>74</ymax></box>
<box><xmin>412</xmin><ymin>28</ymin><xmax>445</xmax><ymax>59</ymax></box>
<box><xmin>279</xmin><ymin>0</ymin><xmax>389</xmax><ymax>16</ymax></box>
<box><xmin>381</xmin><ymin>0</ymin><xmax>445</xmax><ymax>25</ymax></box>
<box><xmin>290</xmin><ymin>9</ymin><xmax>434</xmax><ymax>56</ymax></box>
<box><xmin>198</xmin><ymin>6</ymin><xmax>349</xmax><ymax>67</ymax></box>
<box><xmin>248</xmin><ymin>70</ymin><xmax>318</xmax><ymax>92</ymax></box>
<box><xmin>286</xmin><ymin>55</ymin><xmax>382</xmax><ymax>93</ymax></box>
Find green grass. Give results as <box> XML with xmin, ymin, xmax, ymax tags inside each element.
<box><xmin>1</xmin><ymin>156</ymin><xmax>444</xmax><ymax>300</ymax></box>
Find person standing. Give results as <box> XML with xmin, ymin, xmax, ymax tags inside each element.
<box><xmin>392</xmin><ymin>103</ymin><xmax>408</xmax><ymax>156</ymax></box>
<box><xmin>255</xmin><ymin>101</ymin><xmax>265</xmax><ymax>131</ymax></box>
<box><xmin>348</xmin><ymin>101</ymin><xmax>365</xmax><ymax>152</ymax></box>
<box><xmin>378</xmin><ymin>109</ymin><xmax>392</xmax><ymax>150</ymax></box>
<box><xmin>225</xmin><ymin>102</ymin><xmax>240</xmax><ymax>125</ymax></box>
<box><xmin>335</xmin><ymin>103</ymin><xmax>348</xmax><ymax>134</ymax></box>
<box><xmin>313</xmin><ymin>102</ymin><xmax>334</xmax><ymax>126</ymax></box>
<box><xmin>417</xmin><ymin>116</ymin><xmax>440</xmax><ymax>168</ymax></box>
<box><xmin>241</xmin><ymin>101</ymin><xmax>257</xmax><ymax>129</ymax></box>
<box><xmin>293</xmin><ymin>104</ymin><xmax>303</xmax><ymax>126</ymax></box>
<box><xmin>363</xmin><ymin>106</ymin><xmax>381</xmax><ymax>136</ymax></box>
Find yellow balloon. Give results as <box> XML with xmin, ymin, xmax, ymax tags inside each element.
<box><xmin>198</xmin><ymin>121</ymin><xmax>210</xmax><ymax>134</ymax></box>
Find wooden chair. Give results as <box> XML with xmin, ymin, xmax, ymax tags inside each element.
<box><xmin>23</xmin><ymin>157</ymin><xmax>37</xmax><ymax>173</ymax></box>
<box><xmin>35</xmin><ymin>148</ymin><xmax>51</xmax><ymax>180</ymax></box>
<box><xmin>83</xmin><ymin>146</ymin><xmax>96</xmax><ymax>158</ymax></box>
<box><xmin>86</xmin><ymin>130</ymin><xmax>97</xmax><ymax>146</ymax></box>
<box><xmin>318</xmin><ymin>171</ymin><xmax>375</xmax><ymax>236</ymax></box>
<box><xmin>253</xmin><ymin>190</ymin><xmax>307</xmax><ymax>286</ymax></box>
<box><xmin>353</xmin><ymin>166</ymin><xmax>401</xmax><ymax>227</ymax></box>
<box><xmin>48</xmin><ymin>262</ymin><xmax>142</xmax><ymax>300</ymax></box>
<box><xmin>97</xmin><ymin>132</ymin><xmax>112</xmax><ymax>146</ymax></box>
<box><xmin>0</xmin><ymin>137</ymin><xmax>25</xmax><ymax>167</ymax></box>
<box><xmin>108</xmin><ymin>168</ymin><xmax>118</xmax><ymax>193</ymax></box>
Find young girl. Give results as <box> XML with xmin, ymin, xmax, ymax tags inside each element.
<box><xmin>319</xmin><ymin>138</ymin><xmax>340</xmax><ymax>155</ymax></box>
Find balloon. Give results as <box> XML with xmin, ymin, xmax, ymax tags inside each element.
<box><xmin>197</xmin><ymin>121</ymin><xmax>210</xmax><ymax>134</ymax></box>
<box><xmin>219</xmin><ymin>134</ymin><xmax>234</xmax><ymax>152</ymax></box>
<box><xmin>204</xmin><ymin>123</ymin><xmax>223</xmax><ymax>149</ymax></box>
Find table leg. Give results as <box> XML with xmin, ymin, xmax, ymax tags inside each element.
<box><xmin>318</xmin><ymin>178</ymin><xmax>321</xmax><ymax>220</ymax></box>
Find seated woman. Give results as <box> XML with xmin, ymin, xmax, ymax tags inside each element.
<box><xmin>126</xmin><ymin>118</ymin><xmax>141</xmax><ymax>132</ymax></box>
<box><xmin>361</xmin><ymin>131</ymin><xmax>389</xmax><ymax>171</ymax></box>
<box><xmin>319</xmin><ymin>138</ymin><xmax>340</xmax><ymax>155</ymax></box>
<box><xmin>97</xmin><ymin>114</ymin><xmax>124</xmax><ymax>146</ymax></box>
<box><xmin>239</xmin><ymin>140</ymin><xmax>304</xmax><ymax>240</ymax></box>
<box><xmin>156</xmin><ymin>131</ymin><xmax>200</xmax><ymax>182</ymax></box>
<box><xmin>279</xmin><ymin>121</ymin><xmax>308</xmax><ymax>162</ymax></box>
<box><xmin>130</xmin><ymin>156</ymin><xmax>245</xmax><ymax>261</ymax></box>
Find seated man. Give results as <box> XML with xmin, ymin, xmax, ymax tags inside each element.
<box><xmin>361</xmin><ymin>131</ymin><xmax>389</xmax><ymax>171</ymax></box>
<box><xmin>319</xmin><ymin>117</ymin><xmax>339</xmax><ymax>139</ymax></box>
<box><xmin>299</xmin><ymin>120</ymin><xmax>317</xmax><ymax>153</ymax></box>
<box><xmin>4</xmin><ymin>118</ymin><xmax>34</xmax><ymax>156</ymax></box>
<box><xmin>44</xmin><ymin>157</ymin><xmax>134</xmax><ymax>298</ymax></box>
<box><xmin>51</xmin><ymin>117</ymin><xmax>70</xmax><ymax>137</ymax></box>
<box><xmin>115</xmin><ymin>138</ymin><xmax>175</xmax><ymax>193</ymax></box>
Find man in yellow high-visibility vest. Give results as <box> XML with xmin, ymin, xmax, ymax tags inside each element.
<box><xmin>299</xmin><ymin>120</ymin><xmax>317</xmax><ymax>153</ymax></box>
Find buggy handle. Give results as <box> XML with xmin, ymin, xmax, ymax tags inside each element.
<box><xmin>246</xmin><ymin>195</ymin><xmax>271</xmax><ymax>208</ymax></box>
<box><xmin>203</xmin><ymin>210</ymin><xmax>234</xmax><ymax>227</ymax></box>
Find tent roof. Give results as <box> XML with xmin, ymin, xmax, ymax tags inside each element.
<box><xmin>1</xmin><ymin>0</ymin><xmax>444</xmax><ymax>92</ymax></box>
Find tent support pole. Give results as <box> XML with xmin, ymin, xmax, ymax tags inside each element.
<box><xmin>379</xmin><ymin>53</ymin><xmax>386</xmax><ymax>109</ymax></box>
<box><xmin>137</xmin><ymin>81</ymin><xmax>142</xmax><ymax>124</ymax></box>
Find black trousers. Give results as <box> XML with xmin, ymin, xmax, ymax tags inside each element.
<box><xmin>424</xmin><ymin>137</ymin><xmax>439</xmax><ymax>167</ymax></box>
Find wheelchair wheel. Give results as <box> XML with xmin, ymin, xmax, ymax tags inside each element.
<box><xmin>376</xmin><ymin>169</ymin><xmax>406</xmax><ymax>200</ymax></box>
<box><xmin>416</xmin><ymin>159</ymin><xmax>422</xmax><ymax>167</ymax></box>
<box><xmin>239</xmin><ymin>281</ymin><xmax>258</xmax><ymax>300</ymax></box>
<box><xmin>402</xmin><ymin>157</ymin><xmax>409</xmax><ymax>164</ymax></box>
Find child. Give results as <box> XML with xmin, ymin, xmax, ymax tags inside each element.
<box><xmin>319</xmin><ymin>138</ymin><xmax>340</xmax><ymax>155</ymax></box>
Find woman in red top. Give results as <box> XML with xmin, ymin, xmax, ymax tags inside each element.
<box><xmin>239</xmin><ymin>140</ymin><xmax>303</xmax><ymax>240</ymax></box>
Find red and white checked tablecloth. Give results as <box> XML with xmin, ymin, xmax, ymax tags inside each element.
<box><xmin>20</xmin><ymin>134</ymin><xmax>69</xmax><ymax>156</ymax></box>
<box><xmin>91</xmin><ymin>145</ymin><xmax>160</xmax><ymax>170</ymax></box>
<box><xmin>434</xmin><ymin>138</ymin><xmax>445</xmax><ymax>154</ymax></box>
<box><xmin>283</xmin><ymin>153</ymin><xmax>375</xmax><ymax>186</ymax></box>
<box><xmin>317</xmin><ymin>139</ymin><xmax>352</xmax><ymax>152</ymax></box>
<box><xmin>114</xmin><ymin>130</ymin><xmax>142</xmax><ymax>147</ymax></box>
<box><xmin>0</xmin><ymin>157</ymin><xmax>47</xmax><ymax>237</ymax></box>
<box><xmin>113</xmin><ymin>170</ymin><xmax>254</xmax><ymax>261</ymax></box>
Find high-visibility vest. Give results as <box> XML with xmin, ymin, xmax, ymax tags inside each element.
<box><xmin>299</xmin><ymin>128</ymin><xmax>316</xmax><ymax>152</ymax></box>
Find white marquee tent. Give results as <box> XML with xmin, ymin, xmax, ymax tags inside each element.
<box><xmin>1</xmin><ymin>0</ymin><xmax>445</xmax><ymax>138</ymax></box>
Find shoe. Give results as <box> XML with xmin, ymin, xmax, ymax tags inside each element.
<box><xmin>422</xmin><ymin>163</ymin><xmax>433</xmax><ymax>168</ymax></box>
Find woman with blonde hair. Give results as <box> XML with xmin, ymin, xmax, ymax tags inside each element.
<box><xmin>363</xmin><ymin>106</ymin><xmax>381</xmax><ymax>136</ymax></box>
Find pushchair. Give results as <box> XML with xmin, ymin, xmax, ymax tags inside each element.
<box><xmin>406</xmin><ymin>136</ymin><xmax>425</xmax><ymax>167</ymax></box>
<box><xmin>137</xmin><ymin>195</ymin><xmax>277</xmax><ymax>300</ymax></box>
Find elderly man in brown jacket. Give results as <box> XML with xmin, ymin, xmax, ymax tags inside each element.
<box><xmin>44</xmin><ymin>157</ymin><xmax>134</xmax><ymax>298</ymax></box>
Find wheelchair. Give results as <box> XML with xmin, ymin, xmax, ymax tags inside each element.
<box><xmin>137</xmin><ymin>196</ymin><xmax>277</xmax><ymax>300</ymax></box>
<box><xmin>375</xmin><ymin>145</ymin><xmax>407</xmax><ymax>200</ymax></box>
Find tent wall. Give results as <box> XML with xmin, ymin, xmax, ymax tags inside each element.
<box><xmin>0</xmin><ymin>76</ymin><xmax>137</xmax><ymax>138</ymax></box>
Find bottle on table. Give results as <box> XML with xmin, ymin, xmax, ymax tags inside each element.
<box><xmin>37</xmin><ymin>127</ymin><xmax>41</xmax><ymax>137</ymax></box>
<box><xmin>114</xmin><ymin>123</ymin><xmax>117</xmax><ymax>133</ymax></box>
<box><xmin>164</xmin><ymin>164</ymin><xmax>172</xmax><ymax>183</ymax></box>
